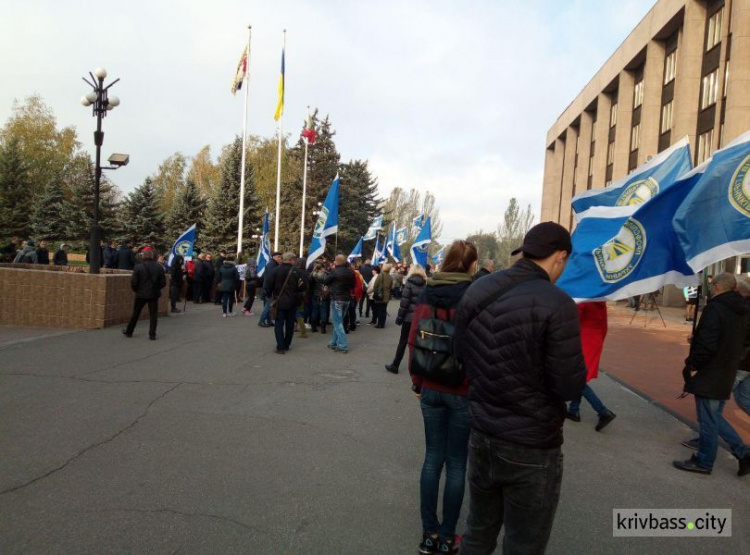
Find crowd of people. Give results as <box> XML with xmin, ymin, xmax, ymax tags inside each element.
<box><xmin>4</xmin><ymin>223</ymin><xmax>750</xmax><ymax>554</ymax></box>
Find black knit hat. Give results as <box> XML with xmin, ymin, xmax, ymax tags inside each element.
<box><xmin>511</xmin><ymin>222</ymin><xmax>572</xmax><ymax>258</ymax></box>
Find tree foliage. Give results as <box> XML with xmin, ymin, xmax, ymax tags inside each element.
<box><xmin>30</xmin><ymin>177</ymin><xmax>67</xmax><ymax>240</ymax></box>
<box><xmin>164</xmin><ymin>179</ymin><xmax>205</xmax><ymax>242</ymax></box>
<box><xmin>0</xmin><ymin>137</ymin><xmax>32</xmax><ymax>238</ymax></box>
<box><xmin>121</xmin><ymin>177</ymin><xmax>165</xmax><ymax>250</ymax></box>
<box><xmin>151</xmin><ymin>152</ymin><xmax>187</xmax><ymax>212</ymax></box>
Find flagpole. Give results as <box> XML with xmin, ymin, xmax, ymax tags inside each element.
<box><xmin>299</xmin><ymin>106</ymin><xmax>310</xmax><ymax>256</ymax></box>
<box><xmin>274</xmin><ymin>29</ymin><xmax>286</xmax><ymax>252</ymax></box>
<box><xmin>237</xmin><ymin>25</ymin><xmax>251</xmax><ymax>257</ymax></box>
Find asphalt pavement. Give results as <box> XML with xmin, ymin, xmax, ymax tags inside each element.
<box><xmin>0</xmin><ymin>301</ymin><xmax>748</xmax><ymax>554</ymax></box>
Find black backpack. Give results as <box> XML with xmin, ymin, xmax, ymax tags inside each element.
<box><xmin>411</xmin><ymin>301</ymin><xmax>463</xmax><ymax>387</ymax></box>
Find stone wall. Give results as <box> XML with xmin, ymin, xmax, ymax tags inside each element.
<box><xmin>0</xmin><ymin>264</ymin><xmax>169</xmax><ymax>329</ymax></box>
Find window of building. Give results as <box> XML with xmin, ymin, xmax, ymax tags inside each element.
<box><xmin>724</xmin><ymin>61</ymin><xmax>730</xmax><ymax>98</ymax></box>
<box><xmin>697</xmin><ymin>129</ymin><xmax>715</xmax><ymax>164</ymax></box>
<box><xmin>630</xmin><ymin>124</ymin><xmax>640</xmax><ymax>152</ymax></box>
<box><xmin>633</xmin><ymin>80</ymin><xmax>644</xmax><ymax>109</ymax></box>
<box><xmin>610</xmin><ymin>103</ymin><xmax>618</xmax><ymax>127</ymax></box>
<box><xmin>719</xmin><ymin>122</ymin><xmax>725</xmax><ymax>148</ymax></box>
<box><xmin>661</xmin><ymin>101</ymin><xmax>673</xmax><ymax>134</ymax></box>
<box><xmin>607</xmin><ymin>141</ymin><xmax>615</xmax><ymax>165</ymax></box>
<box><xmin>588</xmin><ymin>150</ymin><xmax>595</xmax><ymax>177</ymax></box>
<box><xmin>664</xmin><ymin>50</ymin><xmax>677</xmax><ymax>84</ymax></box>
<box><xmin>706</xmin><ymin>7</ymin><xmax>724</xmax><ymax>52</ymax></box>
<box><xmin>701</xmin><ymin>70</ymin><xmax>719</xmax><ymax>110</ymax></box>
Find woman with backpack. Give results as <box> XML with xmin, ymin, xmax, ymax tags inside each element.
<box><xmin>385</xmin><ymin>264</ymin><xmax>427</xmax><ymax>374</ymax></box>
<box><xmin>408</xmin><ymin>240</ymin><xmax>478</xmax><ymax>555</ymax></box>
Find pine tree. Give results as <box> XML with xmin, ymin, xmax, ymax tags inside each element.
<box><xmin>30</xmin><ymin>178</ymin><xmax>67</xmax><ymax>241</ymax></box>
<box><xmin>121</xmin><ymin>177</ymin><xmax>166</xmax><ymax>250</ymax></box>
<box><xmin>337</xmin><ymin>160</ymin><xmax>380</xmax><ymax>255</ymax></box>
<box><xmin>202</xmin><ymin>136</ymin><xmax>260</xmax><ymax>253</ymax></box>
<box><xmin>164</xmin><ymin>179</ymin><xmax>205</xmax><ymax>242</ymax></box>
<box><xmin>0</xmin><ymin>136</ymin><xmax>32</xmax><ymax>238</ymax></box>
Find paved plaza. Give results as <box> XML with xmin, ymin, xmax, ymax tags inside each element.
<box><xmin>1</xmin><ymin>301</ymin><xmax>748</xmax><ymax>553</ymax></box>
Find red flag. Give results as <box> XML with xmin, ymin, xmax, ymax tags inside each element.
<box><xmin>301</xmin><ymin>113</ymin><xmax>317</xmax><ymax>144</ymax></box>
<box><xmin>577</xmin><ymin>301</ymin><xmax>608</xmax><ymax>381</ymax></box>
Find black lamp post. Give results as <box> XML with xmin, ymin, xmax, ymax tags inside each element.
<box><xmin>80</xmin><ymin>68</ymin><xmax>121</xmax><ymax>274</ymax></box>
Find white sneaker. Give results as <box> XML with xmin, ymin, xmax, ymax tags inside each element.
<box><xmin>222</xmin><ymin>313</ymin><xmax>227</xmax><ymax>318</ymax></box>
<box><xmin>229</xmin><ymin>312</ymin><xmax>237</xmax><ymax>317</ymax></box>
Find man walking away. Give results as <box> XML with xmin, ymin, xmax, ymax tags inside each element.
<box><xmin>454</xmin><ymin>222</ymin><xmax>586</xmax><ymax>554</ymax></box>
<box><xmin>259</xmin><ymin>252</ymin><xmax>283</xmax><ymax>327</ymax></box>
<box><xmin>169</xmin><ymin>255</ymin><xmax>184</xmax><ymax>313</ymax></box>
<box><xmin>270</xmin><ymin>253</ymin><xmax>305</xmax><ymax>353</ymax></box>
<box><xmin>123</xmin><ymin>249</ymin><xmax>166</xmax><ymax>340</ymax></box>
<box><xmin>674</xmin><ymin>272</ymin><xmax>750</xmax><ymax>477</ymax></box>
<box><xmin>324</xmin><ymin>255</ymin><xmax>355</xmax><ymax>353</ymax></box>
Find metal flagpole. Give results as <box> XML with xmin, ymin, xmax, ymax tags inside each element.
<box><xmin>273</xmin><ymin>29</ymin><xmax>286</xmax><ymax>251</ymax></box>
<box><xmin>299</xmin><ymin>107</ymin><xmax>309</xmax><ymax>257</ymax></box>
<box><xmin>237</xmin><ymin>25</ymin><xmax>251</xmax><ymax>257</ymax></box>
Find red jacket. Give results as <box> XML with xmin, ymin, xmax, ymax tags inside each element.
<box><xmin>577</xmin><ymin>301</ymin><xmax>608</xmax><ymax>382</ymax></box>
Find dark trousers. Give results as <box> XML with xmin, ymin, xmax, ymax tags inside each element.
<box><xmin>125</xmin><ymin>298</ymin><xmax>159</xmax><ymax>338</ymax></box>
<box><xmin>461</xmin><ymin>430</ymin><xmax>563</xmax><ymax>555</ymax></box>
<box><xmin>374</xmin><ymin>303</ymin><xmax>387</xmax><ymax>327</ymax></box>
<box><xmin>274</xmin><ymin>308</ymin><xmax>296</xmax><ymax>351</ymax></box>
<box><xmin>192</xmin><ymin>280</ymin><xmax>203</xmax><ymax>302</ymax></box>
<box><xmin>364</xmin><ymin>296</ymin><xmax>372</xmax><ymax>318</ymax></box>
<box><xmin>221</xmin><ymin>291</ymin><xmax>234</xmax><ymax>314</ymax></box>
<box><xmin>203</xmin><ymin>280</ymin><xmax>213</xmax><ymax>303</ymax></box>
<box><xmin>170</xmin><ymin>284</ymin><xmax>180</xmax><ymax>309</ymax></box>
<box><xmin>358</xmin><ymin>294</ymin><xmax>366</xmax><ymax>316</ymax></box>
<box><xmin>311</xmin><ymin>296</ymin><xmax>329</xmax><ymax>326</ymax></box>
<box><xmin>347</xmin><ymin>299</ymin><xmax>358</xmax><ymax>330</ymax></box>
<box><xmin>391</xmin><ymin>321</ymin><xmax>411</xmax><ymax>369</ymax></box>
<box><xmin>243</xmin><ymin>284</ymin><xmax>257</xmax><ymax>312</ymax></box>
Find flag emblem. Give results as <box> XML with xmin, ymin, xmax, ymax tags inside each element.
<box><xmin>729</xmin><ymin>155</ymin><xmax>750</xmax><ymax>218</ymax></box>
<box><xmin>616</xmin><ymin>177</ymin><xmax>659</xmax><ymax>206</ymax></box>
<box><xmin>175</xmin><ymin>240</ymin><xmax>193</xmax><ymax>257</ymax></box>
<box><xmin>313</xmin><ymin>206</ymin><xmax>329</xmax><ymax>239</ymax></box>
<box><xmin>593</xmin><ymin>218</ymin><xmax>646</xmax><ymax>283</ymax></box>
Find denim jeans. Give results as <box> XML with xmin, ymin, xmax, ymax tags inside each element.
<box><xmin>221</xmin><ymin>291</ymin><xmax>234</xmax><ymax>314</ymax></box>
<box><xmin>694</xmin><ymin>396</ymin><xmax>748</xmax><ymax>469</ymax></box>
<box><xmin>329</xmin><ymin>300</ymin><xmax>349</xmax><ymax>351</ymax></box>
<box><xmin>259</xmin><ymin>297</ymin><xmax>273</xmax><ymax>325</ymax></box>
<box><xmin>419</xmin><ymin>387</ymin><xmax>470</xmax><ymax>540</ymax></box>
<box><xmin>461</xmin><ymin>430</ymin><xmax>563</xmax><ymax>555</ymax></box>
<box><xmin>274</xmin><ymin>308</ymin><xmax>296</xmax><ymax>351</ymax></box>
<box><xmin>568</xmin><ymin>384</ymin><xmax>607</xmax><ymax>416</ymax></box>
<box><xmin>311</xmin><ymin>296</ymin><xmax>328</xmax><ymax>326</ymax></box>
<box><xmin>734</xmin><ymin>371</ymin><xmax>750</xmax><ymax>416</ymax></box>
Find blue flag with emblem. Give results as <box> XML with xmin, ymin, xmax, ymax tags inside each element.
<box><xmin>410</xmin><ymin>216</ymin><xmax>432</xmax><ymax>268</ymax></box>
<box><xmin>372</xmin><ymin>235</ymin><xmax>383</xmax><ymax>265</ymax></box>
<box><xmin>386</xmin><ymin>222</ymin><xmax>402</xmax><ymax>263</ymax></box>
<box><xmin>674</xmin><ymin>131</ymin><xmax>750</xmax><ymax>272</ymax></box>
<box><xmin>348</xmin><ymin>236</ymin><xmax>364</xmax><ymax>263</ymax></box>
<box><xmin>432</xmin><ymin>247</ymin><xmax>445</xmax><ymax>267</ymax></box>
<box><xmin>363</xmin><ymin>215</ymin><xmax>384</xmax><ymax>241</ymax></box>
<box><xmin>571</xmin><ymin>137</ymin><xmax>692</xmax><ymax>222</ymax></box>
<box><xmin>413</xmin><ymin>214</ymin><xmax>425</xmax><ymax>234</ymax></box>
<box><xmin>396</xmin><ymin>227</ymin><xmax>408</xmax><ymax>246</ymax></box>
<box><xmin>557</xmin><ymin>168</ymin><xmax>702</xmax><ymax>302</ymax></box>
<box><xmin>307</xmin><ymin>175</ymin><xmax>340</xmax><ymax>268</ymax></box>
<box><xmin>256</xmin><ymin>210</ymin><xmax>272</xmax><ymax>277</ymax></box>
<box><xmin>166</xmin><ymin>224</ymin><xmax>196</xmax><ymax>268</ymax></box>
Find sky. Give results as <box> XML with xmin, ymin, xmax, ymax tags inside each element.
<box><xmin>0</xmin><ymin>0</ymin><xmax>657</xmax><ymax>241</ymax></box>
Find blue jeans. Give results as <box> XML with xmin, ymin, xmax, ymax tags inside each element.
<box><xmin>221</xmin><ymin>291</ymin><xmax>234</xmax><ymax>314</ymax></box>
<box><xmin>419</xmin><ymin>387</ymin><xmax>470</xmax><ymax>540</ymax></box>
<box><xmin>461</xmin><ymin>430</ymin><xmax>563</xmax><ymax>555</ymax></box>
<box><xmin>734</xmin><ymin>371</ymin><xmax>750</xmax><ymax>416</ymax></box>
<box><xmin>328</xmin><ymin>300</ymin><xmax>349</xmax><ymax>351</ymax></box>
<box><xmin>259</xmin><ymin>297</ymin><xmax>273</xmax><ymax>325</ymax></box>
<box><xmin>568</xmin><ymin>384</ymin><xmax>607</xmax><ymax>416</ymax></box>
<box><xmin>694</xmin><ymin>396</ymin><xmax>748</xmax><ymax>470</ymax></box>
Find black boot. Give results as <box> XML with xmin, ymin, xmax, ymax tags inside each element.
<box><xmin>311</xmin><ymin>325</ymin><xmax>319</xmax><ymax>333</ymax></box>
<box><xmin>321</xmin><ymin>324</ymin><xmax>327</xmax><ymax>334</ymax></box>
<box><xmin>385</xmin><ymin>364</ymin><xmax>398</xmax><ymax>374</ymax></box>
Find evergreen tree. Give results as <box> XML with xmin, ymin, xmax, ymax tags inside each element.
<box><xmin>0</xmin><ymin>136</ymin><xmax>32</xmax><ymax>238</ymax></box>
<box><xmin>30</xmin><ymin>178</ymin><xmax>67</xmax><ymax>241</ymax></box>
<box><xmin>337</xmin><ymin>160</ymin><xmax>380</xmax><ymax>255</ymax></box>
<box><xmin>202</xmin><ymin>136</ymin><xmax>260</xmax><ymax>253</ymax></box>
<box><xmin>164</xmin><ymin>179</ymin><xmax>205</xmax><ymax>242</ymax></box>
<box><xmin>121</xmin><ymin>177</ymin><xmax>166</xmax><ymax>250</ymax></box>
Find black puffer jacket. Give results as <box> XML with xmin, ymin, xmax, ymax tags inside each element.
<box><xmin>454</xmin><ymin>258</ymin><xmax>586</xmax><ymax>449</ymax></box>
<box><xmin>324</xmin><ymin>264</ymin><xmax>355</xmax><ymax>302</ymax></box>
<box><xmin>684</xmin><ymin>290</ymin><xmax>748</xmax><ymax>399</ymax></box>
<box><xmin>131</xmin><ymin>260</ymin><xmax>167</xmax><ymax>299</ymax></box>
<box><xmin>396</xmin><ymin>275</ymin><xmax>426</xmax><ymax>325</ymax></box>
<box><xmin>270</xmin><ymin>263</ymin><xmax>306</xmax><ymax>310</ymax></box>
<box><xmin>114</xmin><ymin>246</ymin><xmax>135</xmax><ymax>270</ymax></box>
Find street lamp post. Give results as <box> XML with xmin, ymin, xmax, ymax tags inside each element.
<box><xmin>80</xmin><ymin>67</ymin><xmax>120</xmax><ymax>274</ymax></box>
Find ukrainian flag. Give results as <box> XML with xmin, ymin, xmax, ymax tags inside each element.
<box><xmin>274</xmin><ymin>48</ymin><xmax>285</xmax><ymax>121</ymax></box>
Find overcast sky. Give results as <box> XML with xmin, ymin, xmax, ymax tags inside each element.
<box><xmin>1</xmin><ymin>0</ymin><xmax>655</xmax><ymax>241</ymax></box>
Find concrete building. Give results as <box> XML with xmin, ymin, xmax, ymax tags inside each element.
<box><xmin>542</xmin><ymin>0</ymin><xmax>749</xmax><ymax>279</ymax></box>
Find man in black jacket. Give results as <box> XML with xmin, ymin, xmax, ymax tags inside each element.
<box><xmin>269</xmin><ymin>252</ymin><xmax>305</xmax><ymax>353</ymax></box>
<box><xmin>359</xmin><ymin>259</ymin><xmax>374</xmax><ymax>318</ymax></box>
<box><xmin>259</xmin><ymin>252</ymin><xmax>283</xmax><ymax>327</ymax></box>
<box><xmin>454</xmin><ymin>222</ymin><xmax>586</xmax><ymax>554</ymax></box>
<box><xmin>674</xmin><ymin>272</ymin><xmax>750</xmax><ymax>477</ymax></box>
<box><xmin>123</xmin><ymin>249</ymin><xmax>167</xmax><ymax>340</ymax></box>
<box><xmin>114</xmin><ymin>242</ymin><xmax>136</xmax><ymax>270</ymax></box>
<box><xmin>323</xmin><ymin>255</ymin><xmax>356</xmax><ymax>353</ymax></box>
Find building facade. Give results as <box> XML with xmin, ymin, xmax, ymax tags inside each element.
<box><xmin>542</xmin><ymin>0</ymin><xmax>750</xmax><ymax>256</ymax></box>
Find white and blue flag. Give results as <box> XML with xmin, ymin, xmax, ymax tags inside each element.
<box><xmin>413</xmin><ymin>214</ymin><xmax>425</xmax><ymax>234</ymax></box>
<box><xmin>256</xmin><ymin>210</ymin><xmax>272</xmax><ymax>277</ymax></box>
<box><xmin>307</xmin><ymin>174</ymin><xmax>340</xmax><ymax>268</ymax></box>
<box><xmin>363</xmin><ymin>215</ymin><xmax>384</xmax><ymax>241</ymax></box>
<box><xmin>557</xmin><ymin>169</ymin><xmax>702</xmax><ymax>302</ymax></box>
<box><xmin>674</xmin><ymin>131</ymin><xmax>750</xmax><ymax>271</ymax></box>
<box><xmin>410</xmin><ymin>216</ymin><xmax>432</xmax><ymax>268</ymax></box>
<box><xmin>571</xmin><ymin>137</ymin><xmax>692</xmax><ymax>222</ymax></box>
<box><xmin>386</xmin><ymin>222</ymin><xmax>402</xmax><ymax>263</ymax></box>
<box><xmin>348</xmin><ymin>236</ymin><xmax>364</xmax><ymax>263</ymax></box>
<box><xmin>396</xmin><ymin>227</ymin><xmax>408</xmax><ymax>246</ymax></box>
<box><xmin>432</xmin><ymin>247</ymin><xmax>445</xmax><ymax>267</ymax></box>
<box><xmin>167</xmin><ymin>223</ymin><xmax>196</xmax><ymax>267</ymax></box>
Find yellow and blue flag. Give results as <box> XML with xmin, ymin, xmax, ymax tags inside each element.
<box><xmin>274</xmin><ymin>48</ymin><xmax>285</xmax><ymax>121</ymax></box>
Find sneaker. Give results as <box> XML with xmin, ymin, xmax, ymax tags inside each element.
<box><xmin>438</xmin><ymin>536</ymin><xmax>459</xmax><ymax>554</ymax></box>
<box><xmin>327</xmin><ymin>344</ymin><xmax>337</xmax><ymax>350</ymax></box>
<box><xmin>681</xmin><ymin>437</ymin><xmax>700</xmax><ymax>450</ymax></box>
<box><xmin>170</xmin><ymin>308</ymin><xmax>181</xmax><ymax>313</ymax></box>
<box><xmin>595</xmin><ymin>410</ymin><xmax>616</xmax><ymax>432</ymax></box>
<box><xmin>385</xmin><ymin>364</ymin><xmax>398</xmax><ymax>374</ymax></box>
<box><xmin>149</xmin><ymin>335</ymin><xmax>156</xmax><ymax>341</ymax></box>
<box><xmin>275</xmin><ymin>349</ymin><xmax>286</xmax><ymax>355</ymax></box>
<box><xmin>223</xmin><ymin>313</ymin><xmax>227</xmax><ymax>318</ymax></box>
<box><xmin>673</xmin><ymin>455</ymin><xmax>711</xmax><ymax>474</ymax></box>
<box><xmin>419</xmin><ymin>533</ymin><xmax>440</xmax><ymax>555</ymax></box>
<box><xmin>566</xmin><ymin>411</ymin><xmax>580</xmax><ymax>422</ymax></box>
<box><xmin>122</xmin><ymin>329</ymin><xmax>132</xmax><ymax>338</ymax></box>
<box><xmin>247</xmin><ymin>311</ymin><xmax>255</xmax><ymax>316</ymax></box>
<box><xmin>337</xmin><ymin>348</ymin><xmax>348</xmax><ymax>354</ymax></box>
<box><xmin>229</xmin><ymin>312</ymin><xmax>237</xmax><ymax>317</ymax></box>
